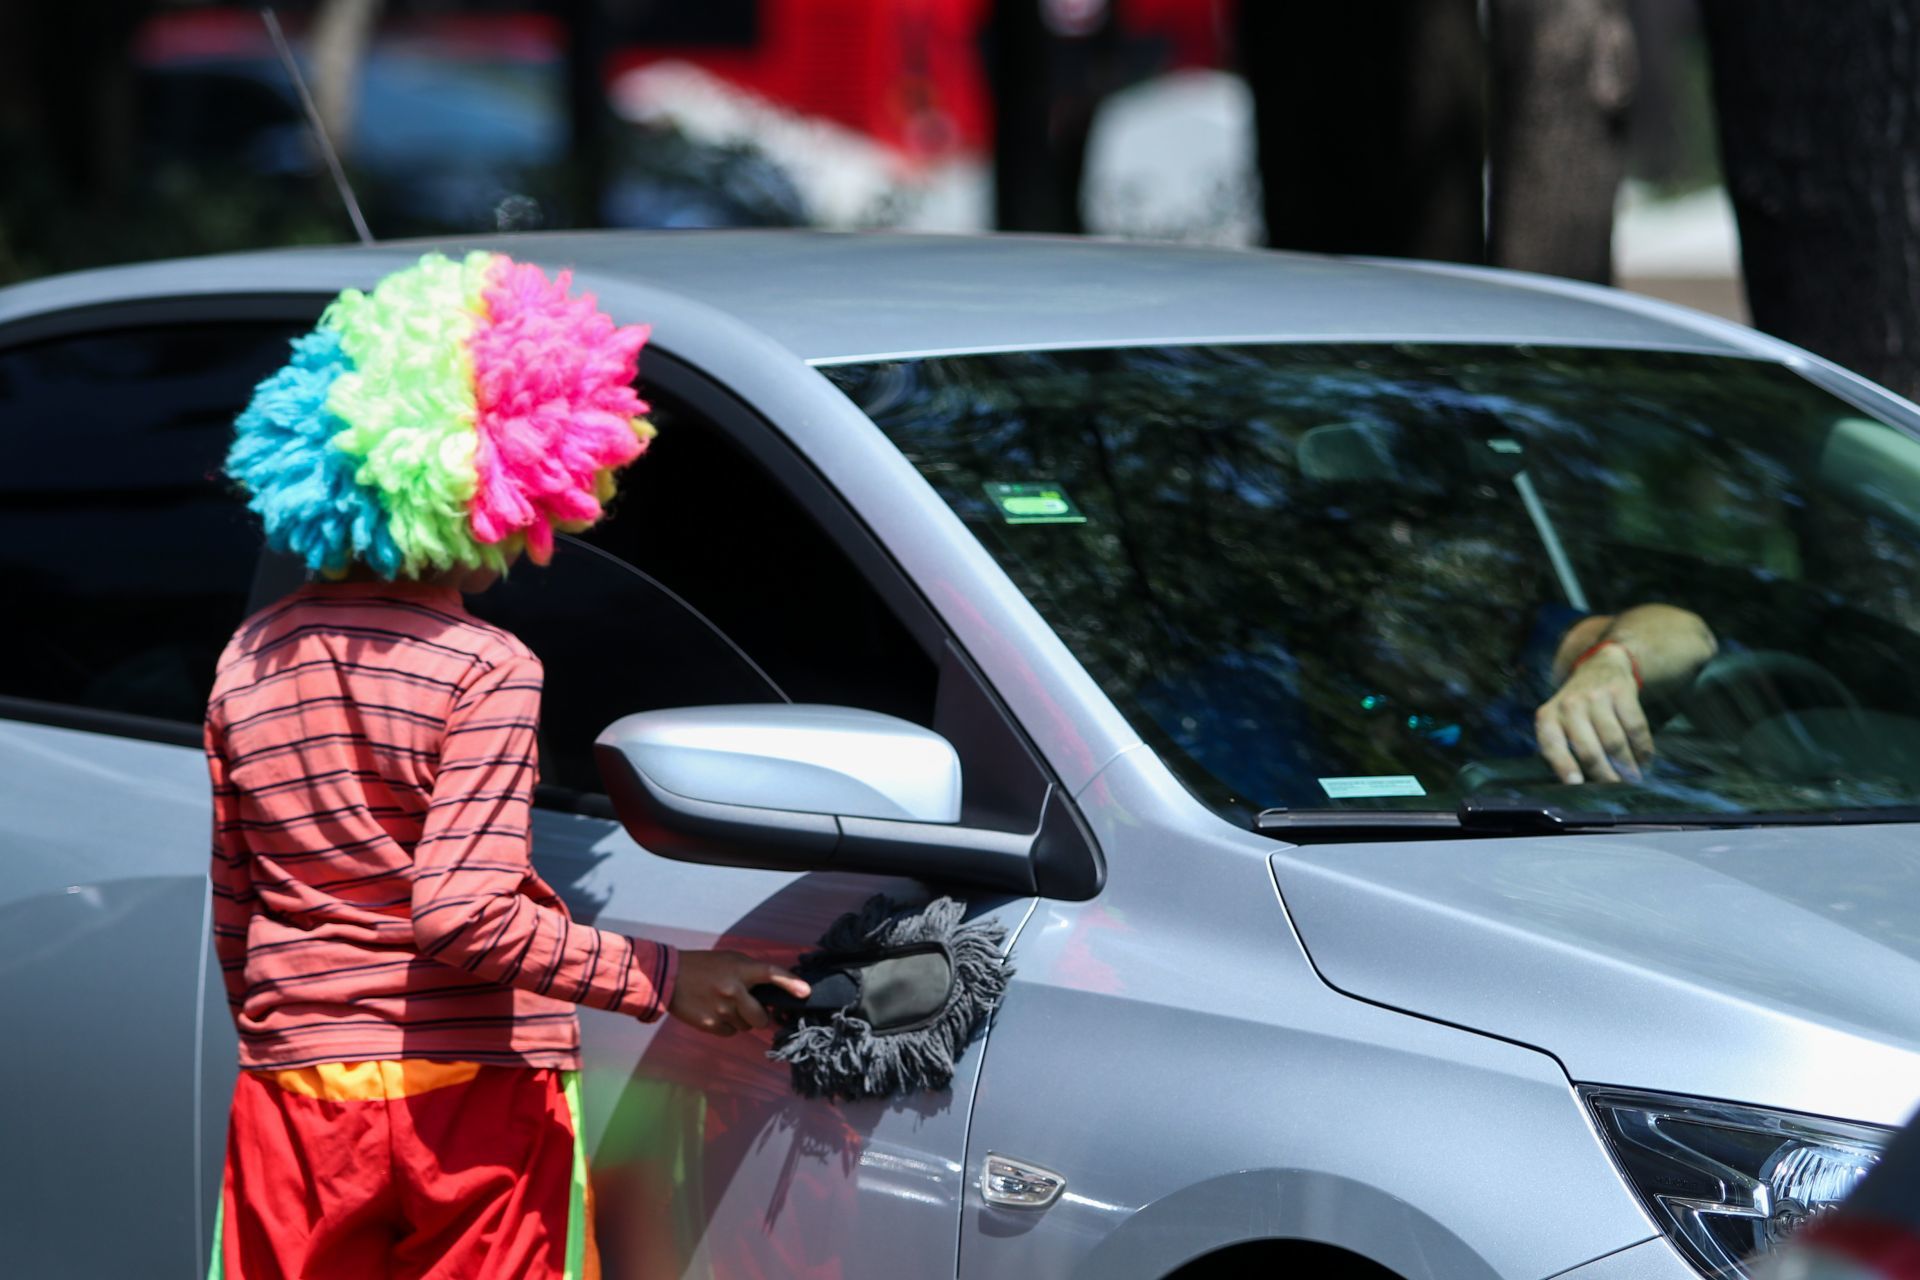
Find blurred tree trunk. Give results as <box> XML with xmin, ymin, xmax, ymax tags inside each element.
<box><xmin>1240</xmin><ymin>0</ymin><xmax>1485</xmax><ymax>261</ymax></box>
<box><xmin>989</xmin><ymin>0</ymin><xmax>1058</xmax><ymax>230</ymax></box>
<box><xmin>311</xmin><ymin>0</ymin><xmax>384</xmax><ymax>161</ymax></box>
<box><xmin>989</xmin><ymin>0</ymin><xmax>1119</xmax><ymax>232</ymax></box>
<box><xmin>19</xmin><ymin>0</ymin><xmax>148</xmax><ymax>218</ymax></box>
<box><xmin>562</xmin><ymin>0</ymin><xmax>612</xmax><ymax>227</ymax></box>
<box><xmin>1700</xmin><ymin>0</ymin><xmax>1920</xmax><ymax>400</ymax></box>
<box><xmin>1487</xmin><ymin>0</ymin><xmax>1637</xmax><ymax>282</ymax></box>
<box><xmin>1623</xmin><ymin>0</ymin><xmax>1694</xmax><ymax>188</ymax></box>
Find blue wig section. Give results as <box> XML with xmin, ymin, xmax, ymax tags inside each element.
<box><xmin>226</xmin><ymin>330</ymin><xmax>405</xmax><ymax>578</ymax></box>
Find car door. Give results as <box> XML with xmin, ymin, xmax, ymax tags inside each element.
<box><xmin>0</xmin><ymin>314</ymin><xmax>304</xmax><ymax>1277</ymax></box>
<box><xmin>462</xmin><ymin>358</ymin><xmax>1044</xmax><ymax>1280</ymax></box>
<box><xmin>0</xmin><ymin>287</ymin><xmax>1048</xmax><ymax>1277</ymax></box>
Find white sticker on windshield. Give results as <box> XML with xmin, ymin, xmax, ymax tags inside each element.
<box><xmin>1318</xmin><ymin>775</ymin><xmax>1427</xmax><ymax>799</ymax></box>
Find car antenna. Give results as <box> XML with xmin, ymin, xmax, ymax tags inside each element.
<box><xmin>259</xmin><ymin>6</ymin><xmax>375</xmax><ymax>246</ymax></box>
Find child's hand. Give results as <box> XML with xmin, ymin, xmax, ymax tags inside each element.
<box><xmin>668</xmin><ymin>950</ymin><xmax>810</xmax><ymax>1037</ymax></box>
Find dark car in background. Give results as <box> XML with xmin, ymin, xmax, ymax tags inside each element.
<box><xmin>136</xmin><ymin>9</ymin><xmax>806</xmax><ymax>235</ymax></box>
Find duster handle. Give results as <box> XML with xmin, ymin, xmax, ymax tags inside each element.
<box><xmin>751</xmin><ymin>970</ymin><xmax>859</xmax><ymax>1019</ymax></box>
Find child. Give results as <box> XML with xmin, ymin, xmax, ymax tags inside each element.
<box><xmin>207</xmin><ymin>252</ymin><xmax>807</xmax><ymax>1279</ymax></box>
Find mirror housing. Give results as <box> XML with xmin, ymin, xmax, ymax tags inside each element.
<box><xmin>594</xmin><ymin>704</ymin><xmax>1041</xmax><ymax>893</ymax></box>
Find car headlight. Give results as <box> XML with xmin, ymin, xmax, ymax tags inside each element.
<box><xmin>1582</xmin><ymin>1087</ymin><xmax>1891</xmax><ymax>1279</ymax></box>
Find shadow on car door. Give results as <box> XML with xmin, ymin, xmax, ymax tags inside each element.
<box><xmin>474</xmin><ymin>531</ymin><xmax>1030</xmax><ymax>1279</ymax></box>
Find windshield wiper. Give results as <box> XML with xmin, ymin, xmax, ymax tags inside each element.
<box><xmin>1255</xmin><ymin>808</ymin><xmax>1468</xmax><ymax>840</ymax></box>
<box><xmin>1456</xmin><ymin>799</ymin><xmax>1630</xmax><ymax>833</ymax></box>
<box><xmin>1256</xmin><ymin>800</ymin><xmax>1678</xmax><ymax>843</ymax></box>
<box><xmin>1255</xmin><ymin>799</ymin><xmax>1920</xmax><ymax>842</ymax></box>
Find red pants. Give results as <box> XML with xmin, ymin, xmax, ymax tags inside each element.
<box><xmin>211</xmin><ymin>1061</ymin><xmax>600</xmax><ymax>1280</ymax></box>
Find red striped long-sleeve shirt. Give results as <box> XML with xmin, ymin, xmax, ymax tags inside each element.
<box><xmin>206</xmin><ymin>579</ymin><xmax>675</xmax><ymax>1070</ymax></box>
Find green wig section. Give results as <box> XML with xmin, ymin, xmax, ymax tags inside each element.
<box><xmin>322</xmin><ymin>251</ymin><xmax>507</xmax><ymax>575</ymax></box>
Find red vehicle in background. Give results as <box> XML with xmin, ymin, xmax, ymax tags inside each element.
<box><xmin>139</xmin><ymin>0</ymin><xmax>1231</xmax><ymax>226</ymax></box>
<box><xmin>604</xmin><ymin>0</ymin><xmax>1228</xmax><ymax>168</ymax></box>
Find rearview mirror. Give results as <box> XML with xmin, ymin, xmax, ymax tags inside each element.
<box><xmin>594</xmin><ymin>704</ymin><xmax>1040</xmax><ymax>893</ymax></box>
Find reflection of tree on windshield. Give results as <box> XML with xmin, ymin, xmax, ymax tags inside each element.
<box><xmin>831</xmin><ymin>343</ymin><xmax>1920</xmax><ymax>821</ymax></box>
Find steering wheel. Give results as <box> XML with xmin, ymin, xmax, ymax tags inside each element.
<box><xmin>1671</xmin><ymin>649</ymin><xmax>1861</xmax><ymax>742</ymax></box>
<box><xmin>1454</xmin><ymin>648</ymin><xmax>1861</xmax><ymax>796</ymax></box>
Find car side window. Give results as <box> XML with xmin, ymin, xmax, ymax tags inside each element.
<box><xmin>467</xmin><ymin>536</ymin><xmax>789</xmax><ymax>798</ymax></box>
<box><xmin>0</xmin><ymin>321</ymin><xmax>300</xmax><ymax>729</ymax></box>
<box><xmin>469</xmin><ymin>380</ymin><xmax>939</xmax><ymax>800</ymax></box>
<box><xmin>590</xmin><ymin>383</ymin><xmax>936</xmax><ymax>721</ymax></box>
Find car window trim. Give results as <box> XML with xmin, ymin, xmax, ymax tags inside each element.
<box><xmin>0</xmin><ymin>693</ymin><xmax>202</xmax><ymax>749</ymax></box>
<box><xmin>0</xmin><ymin>292</ymin><xmax>333</xmax><ymax>350</ymax></box>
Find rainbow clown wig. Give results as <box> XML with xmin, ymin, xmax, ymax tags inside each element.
<box><xmin>227</xmin><ymin>251</ymin><xmax>654</xmax><ymax>580</ymax></box>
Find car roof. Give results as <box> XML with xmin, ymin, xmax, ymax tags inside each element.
<box><xmin>0</xmin><ymin>229</ymin><xmax>1768</xmax><ymax>365</ymax></box>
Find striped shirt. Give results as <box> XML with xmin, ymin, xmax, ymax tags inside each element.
<box><xmin>206</xmin><ymin>579</ymin><xmax>676</xmax><ymax>1070</ymax></box>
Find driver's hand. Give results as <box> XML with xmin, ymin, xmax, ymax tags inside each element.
<box><xmin>667</xmin><ymin>950</ymin><xmax>810</xmax><ymax>1037</ymax></box>
<box><xmin>1535</xmin><ymin>644</ymin><xmax>1655</xmax><ymax>784</ymax></box>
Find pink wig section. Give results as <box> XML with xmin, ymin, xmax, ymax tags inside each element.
<box><xmin>467</xmin><ymin>258</ymin><xmax>652</xmax><ymax>562</ymax></box>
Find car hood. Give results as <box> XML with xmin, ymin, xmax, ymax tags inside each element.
<box><xmin>1270</xmin><ymin>823</ymin><xmax>1920</xmax><ymax>1125</ymax></box>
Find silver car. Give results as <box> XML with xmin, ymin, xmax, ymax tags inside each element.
<box><xmin>2</xmin><ymin>232</ymin><xmax>1916</xmax><ymax>1280</ymax></box>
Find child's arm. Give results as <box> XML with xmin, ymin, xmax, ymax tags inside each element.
<box><xmin>204</xmin><ymin>721</ymin><xmax>253</xmax><ymax>1018</ymax></box>
<box><xmin>411</xmin><ymin>655</ymin><xmax>679</xmax><ymax>1018</ymax></box>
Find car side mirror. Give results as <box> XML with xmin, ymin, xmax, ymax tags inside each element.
<box><xmin>594</xmin><ymin>704</ymin><xmax>1040</xmax><ymax>893</ymax></box>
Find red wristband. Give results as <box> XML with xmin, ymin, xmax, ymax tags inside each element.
<box><xmin>1572</xmin><ymin>639</ymin><xmax>1642</xmax><ymax>689</ymax></box>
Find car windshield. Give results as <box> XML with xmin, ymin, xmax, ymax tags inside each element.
<box><xmin>824</xmin><ymin>343</ymin><xmax>1920</xmax><ymax>826</ymax></box>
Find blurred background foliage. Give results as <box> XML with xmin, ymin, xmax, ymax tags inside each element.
<box><xmin>2</xmin><ymin>0</ymin><xmax>1917</xmax><ymax>398</ymax></box>
<box><xmin>0</xmin><ymin>1</ymin><xmax>1726</xmax><ymax>275</ymax></box>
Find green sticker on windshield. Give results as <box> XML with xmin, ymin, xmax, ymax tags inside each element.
<box><xmin>985</xmin><ymin>481</ymin><xmax>1087</xmax><ymax>525</ymax></box>
<box><xmin>1319</xmin><ymin>775</ymin><xmax>1427</xmax><ymax>799</ymax></box>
